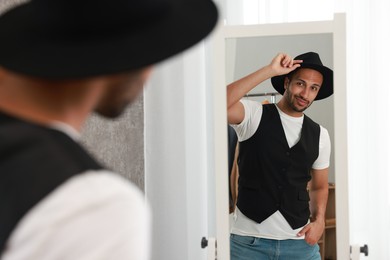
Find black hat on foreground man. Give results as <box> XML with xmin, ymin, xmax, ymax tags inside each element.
<box><xmin>0</xmin><ymin>0</ymin><xmax>217</xmax><ymax>78</ymax></box>
<box><xmin>0</xmin><ymin>0</ymin><xmax>218</xmax><ymax>259</ymax></box>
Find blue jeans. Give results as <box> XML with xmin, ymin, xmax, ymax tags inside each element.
<box><xmin>230</xmin><ymin>234</ymin><xmax>321</xmax><ymax>260</ymax></box>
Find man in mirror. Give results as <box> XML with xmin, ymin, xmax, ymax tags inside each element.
<box><xmin>227</xmin><ymin>52</ymin><xmax>332</xmax><ymax>260</ymax></box>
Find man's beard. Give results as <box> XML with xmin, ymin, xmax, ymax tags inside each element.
<box><xmin>285</xmin><ymin>87</ymin><xmax>312</xmax><ymax>113</ymax></box>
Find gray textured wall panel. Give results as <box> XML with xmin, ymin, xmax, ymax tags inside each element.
<box><xmin>80</xmin><ymin>95</ymin><xmax>144</xmax><ymax>191</ymax></box>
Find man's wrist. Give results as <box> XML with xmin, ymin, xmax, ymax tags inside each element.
<box><xmin>310</xmin><ymin>214</ymin><xmax>325</xmax><ymax>223</ymax></box>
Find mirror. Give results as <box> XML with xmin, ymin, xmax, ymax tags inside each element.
<box><xmin>213</xmin><ymin>14</ymin><xmax>348</xmax><ymax>259</ymax></box>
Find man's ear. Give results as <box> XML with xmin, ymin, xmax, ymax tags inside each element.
<box><xmin>0</xmin><ymin>67</ymin><xmax>7</xmax><ymax>82</ymax></box>
<box><xmin>284</xmin><ymin>77</ymin><xmax>289</xmax><ymax>90</ymax></box>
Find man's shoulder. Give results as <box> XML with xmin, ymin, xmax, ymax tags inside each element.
<box><xmin>2</xmin><ymin>170</ymin><xmax>149</xmax><ymax>260</ymax></box>
<box><xmin>55</xmin><ymin>170</ymin><xmax>146</xmax><ymax>207</ymax></box>
<box><xmin>303</xmin><ymin>115</ymin><xmax>329</xmax><ymax>136</ymax></box>
<box><xmin>303</xmin><ymin>113</ymin><xmax>321</xmax><ymax>129</ymax></box>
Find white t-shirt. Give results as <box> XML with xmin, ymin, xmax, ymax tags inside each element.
<box><xmin>1</xmin><ymin>124</ymin><xmax>151</xmax><ymax>260</ymax></box>
<box><xmin>230</xmin><ymin>100</ymin><xmax>331</xmax><ymax>240</ymax></box>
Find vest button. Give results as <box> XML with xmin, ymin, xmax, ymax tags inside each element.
<box><xmin>286</xmin><ymin>152</ymin><xmax>290</xmax><ymax>156</ymax></box>
<box><xmin>278</xmin><ymin>185</ymin><xmax>283</xmax><ymax>189</ymax></box>
<box><xmin>276</xmin><ymin>203</ymin><xmax>280</xmax><ymax>207</ymax></box>
<box><xmin>282</xmin><ymin>168</ymin><xmax>286</xmax><ymax>172</ymax></box>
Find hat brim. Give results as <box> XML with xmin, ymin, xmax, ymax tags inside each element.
<box><xmin>271</xmin><ymin>63</ymin><xmax>333</xmax><ymax>101</ymax></box>
<box><xmin>0</xmin><ymin>0</ymin><xmax>218</xmax><ymax>79</ymax></box>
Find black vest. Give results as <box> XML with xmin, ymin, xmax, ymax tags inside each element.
<box><xmin>0</xmin><ymin>112</ymin><xmax>103</xmax><ymax>253</ymax></box>
<box><xmin>236</xmin><ymin>104</ymin><xmax>320</xmax><ymax>229</ymax></box>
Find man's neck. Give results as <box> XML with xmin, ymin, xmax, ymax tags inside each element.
<box><xmin>0</xmin><ymin>72</ymin><xmax>98</xmax><ymax>131</ymax></box>
<box><xmin>276</xmin><ymin>99</ymin><xmax>304</xmax><ymax>118</ymax></box>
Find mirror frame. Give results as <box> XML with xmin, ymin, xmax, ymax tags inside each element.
<box><xmin>210</xmin><ymin>13</ymin><xmax>348</xmax><ymax>259</ymax></box>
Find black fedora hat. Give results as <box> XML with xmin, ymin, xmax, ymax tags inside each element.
<box><xmin>0</xmin><ymin>0</ymin><xmax>218</xmax><ymax>79</ymax></box>
<box><xmin>271</xmin><ymin>52</ymin><xmax>333</xmax><ymax>100</ymax></box>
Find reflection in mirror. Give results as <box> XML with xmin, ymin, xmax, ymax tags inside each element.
<box><xmin>226</xmin><ymin>33</ymin><xmax>335</xmax><ymax>259</ymax></box>
<box><xmin>226</xmin><ymin>33</ymin><xmax>334</xmax><ymax>179</ymax></box>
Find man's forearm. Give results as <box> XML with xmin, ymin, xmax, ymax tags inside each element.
<box><xmin>310</xmin><ymin>185</ymin><xmax>328</xmax><ymax>223</ymax></box>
